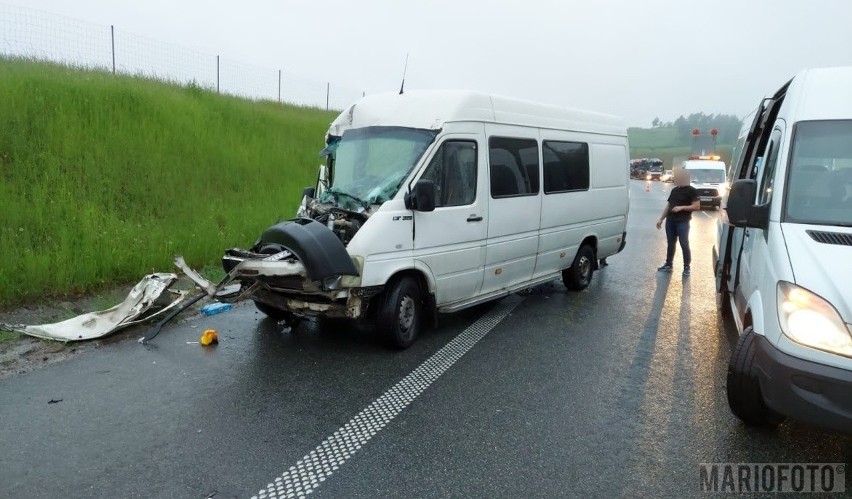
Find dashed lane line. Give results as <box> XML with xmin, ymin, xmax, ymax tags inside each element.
<box><xmin>250</xmin><ymin>297</ymin><xmax>522</xmax><ymax>499</ymax></box>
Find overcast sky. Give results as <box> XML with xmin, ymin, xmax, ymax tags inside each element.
<box><xmin>7</xmin><ymin>0</ymin><xmax>852</xmax><ymax>126</ymax></box>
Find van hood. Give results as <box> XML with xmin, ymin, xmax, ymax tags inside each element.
<box><xmin>782</xmin><ymin>224</ymin><xmax>852</xmax><ymax>322</ymax></box>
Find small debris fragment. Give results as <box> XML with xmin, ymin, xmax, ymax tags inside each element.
<box><xmin>200</xmin><ymin>329</ymin><xmax>219</xmax><ymax>346</ymax></box>
<box><xmin>48</xmin><ymin>399</ymin><xmax>63</xmax><ymax>404</ymax></box>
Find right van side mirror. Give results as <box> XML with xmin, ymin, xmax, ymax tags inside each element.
<box><xmin>404</xmin><ymin>179</ymin><xmax>436</xmax><ymax>212</ymax></box>
<box><xmin>726</xmin><ymin>179</ymin><xmax>769</xmax><ymax>229</ymax></box>
<box><xmin>303</xmin><ymin>187</ymin><xmax>316</xmax><ymax>199</ymax></box>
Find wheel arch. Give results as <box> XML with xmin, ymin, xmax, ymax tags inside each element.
<box><xmin>743</xmin><ymin>289</ymin><xmax>765</xmax><ymax>336</ymax></box>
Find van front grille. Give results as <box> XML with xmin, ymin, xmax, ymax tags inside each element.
<box><xmin>807</xmin><ymin>230</ymin><xmax>852</xmax><ymax>246</ymax></box>
<box><xmin>697</xmin><ymin>188</ymin><xmax>719</xmax><ymax>197</ymax></box>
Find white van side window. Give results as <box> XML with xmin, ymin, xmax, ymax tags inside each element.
<box><xmin>420</xmin><ymin>140</ymin><xmax>478</xmax><ymax>207</ymax></box>
<box><xmin>543</xmin><ymin>141</ymin><xmax>590</xmax><ymax>193</ymax></box>
<box><xmin>757</xmin><ymin>130</ymin><xmax>782</xmax><ymax>205</ymax></box>
<box><xmin>420</xmin><ymin>140</ymin><xmax>477</xmax><ymax>208</ymax></box>
<box><xmin>488</xmin><ymin>137</ymin><xmax>540</xmax><ymax>198</ymax></box>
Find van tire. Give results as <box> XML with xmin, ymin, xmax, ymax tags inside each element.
<box><xmin>563</xmin><ymin>245</ymin><xmax>595</xmax><ymax>291</ymax></box>
<box><xmin>254</xmin><ymin>300</ymin><xmax>298</xmax><ymax>326</ymax></box>
<box><xmin>726</xmin><ymin>327</ymin><xmax>784</xmax><ymax>427</ymax></box>
<box><xmin>377</xmin><ymin>277</ymin><xmax>422</xmax><ymax>349</ymax></box>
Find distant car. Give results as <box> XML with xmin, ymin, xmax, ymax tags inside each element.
<box><xmin>661</xmin><ymin>170</ymin><xmax>673</xmax><ymax>182</ymax></box>
<box><xmin>647</xmin><ymin>165</ymin><xmax>663</xmax><ymax>181</ymax></box>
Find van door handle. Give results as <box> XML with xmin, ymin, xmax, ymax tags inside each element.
<box><xmin>467</xmin><ymin>215</ymin><xmax>483</xmax><ymax>222</ymax></box>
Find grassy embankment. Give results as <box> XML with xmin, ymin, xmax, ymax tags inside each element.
<box><xmin>0</xmin><ymin>59</ymin><xmax>336</xmax><ymax>307</ymax></box>
<box><xmin>628</xmin><ymin>126</ymin><xmax>735</xmax><ymax>168</ymax></box>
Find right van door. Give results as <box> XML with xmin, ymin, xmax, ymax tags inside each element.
<box><xmin>735</xmin><ymin>127</ymin><xmax>784</xmax><ymax>314</ymax></box>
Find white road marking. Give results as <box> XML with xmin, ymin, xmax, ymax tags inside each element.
<box><xmin>251</xmin><ymin>297</ymin><xmax>521</xmax><ymax>499</ymax></box>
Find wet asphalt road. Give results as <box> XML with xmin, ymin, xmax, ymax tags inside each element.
<box><xmin>1</xmin><ymin>181</ymin><xmax>850</xmax><ymax>499</ymax></box>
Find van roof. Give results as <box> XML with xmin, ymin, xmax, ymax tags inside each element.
<box><xmin>328</xmin><ymin>90</ymin><xmax>626</xmax><ymax>138</ymax></box>
<box><xmin>787</xmin><ymin>67</ymin><xmax>852</xmax><ymax>122</ymax></box>
<box><xmin>682</xmin><ymin>160</ymin><xmax>726</xmax><ymax>170</ymax></box>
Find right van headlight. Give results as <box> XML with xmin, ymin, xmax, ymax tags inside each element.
<box><xmin>777</xmin><ymin>281</ymin><xmax>852</xmax><ymax>357</ymax></box>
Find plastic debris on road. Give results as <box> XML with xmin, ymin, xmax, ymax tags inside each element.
<box><xmin>200</xmin><ymin>302</ymin><xmax>232</xmax><ymax>316</ymax></box>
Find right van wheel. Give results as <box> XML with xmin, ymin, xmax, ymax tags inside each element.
<box><xmin>563</xmin><ymin>245</ymin><xmax>595</xmax><ymax>291</ymax></box>
<box><xmin>377</xmin><ymin>277</ymin><xmax>422</xmax><ymax>349</ymax></box>
<box><xmin>726</xmin><ymin>327</ymin><xmax>784</xmax><ymax>427</ymax></box>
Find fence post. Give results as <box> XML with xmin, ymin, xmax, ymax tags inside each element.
<box><xmin>216</xmin><ymin>55</ymin><xmax>220</xmax><ymax>93</ymax></box>
<box><xmin>278</xmin><ymin>69</ymin><xmax>282</xmax><ymax>103</ymax></box>
<box><xmin>326</xmin><ymin>82</ymin><xmax>330</xmax><ymax>111</ymax></box>
<box><xmin>110</xmin><ymin>25</ymin><xmax>115</xmax><ymax>74</ymax></box>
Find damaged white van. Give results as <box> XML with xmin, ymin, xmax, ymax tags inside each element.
<box><xmin>203</xmin><ymin>91</ymin><xmax>629</xmax><ymax>348</ymax></box>
<box><xmin>715</xmin><ymin>68</ymin><xmax>852</xmax><ymax>432</ymax></box>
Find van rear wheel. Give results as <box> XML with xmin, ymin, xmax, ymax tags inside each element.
<box><xmin>726</xmin><ymin>327</ymin><xmax>784</xmax><ymax>427</ymax></box>
<box><xmin>563</xmin><ymin>245</ymin><xmax>595</xmax><ymax>291</ymax></box>
<box><xmin>377</xmin><ymin>277</ymin><xmax>422</xmax><ymax>349</ymax></box>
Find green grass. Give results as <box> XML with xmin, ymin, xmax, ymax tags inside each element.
<box><xmin>627</xmin><ymin>127</ymin><xmax>682</xmax><ymax>150</ymax></box>
<box><xmin>0</xmin><ymin>331</ymin><xmax>21</xmax><ymax>343</ymax></box>
<box><xmin>629</xmin><ymin>145</ymin><xmax>736</xmax><ymax>170</ymax></box>
<box><xmin>628</xmin><ymin>126</ymin><xmax>735</xmax><ymax>169</ymax></box>
<box><xmin>0</xmin><ymin>59</ymin><xmax>337</xmax><ymax>307</ymax></box>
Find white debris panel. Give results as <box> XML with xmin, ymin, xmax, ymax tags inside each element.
<box><xmin>0</xmin><ymin>273</ymin><xmax>186</xmax><ymax>341</ymax></box>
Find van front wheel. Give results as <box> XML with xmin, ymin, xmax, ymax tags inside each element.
<box><xmin>377</xmin><ymin>277</ymin><xmax>422</xmax><ymax>349</ymax></box>
<box><xmin>726</xmin><ymin>327</ymin><xmax>784</xmax><ymax>427</ymax></box>
<box><xmin>563</xmin><ymin>245</ymin><xmax>595</xmax><ymax>291</ymax></box>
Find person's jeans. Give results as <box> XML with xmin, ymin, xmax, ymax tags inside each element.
<box><xmin>665</xmin><ymin>219</ymin><xmax>691</xmax><ymax>267</ymax></box>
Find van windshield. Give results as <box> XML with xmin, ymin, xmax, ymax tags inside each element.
<box><xmin>689</xmin><ymin>169</ymin><xmax>726</xmax><ymax>183</ymax></box>
<box><xmin>785</xmin><ymin>120</ymin><xmax>852</xmax><ymax>227</ymax></box>
<box><xmin>322</xmin><ymin>126</ymin><xmax>437</xmax><ymax>208</ymax></box>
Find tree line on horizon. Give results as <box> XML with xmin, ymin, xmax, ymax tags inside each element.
<box><xmin>650</xmin><ymin>112</ymin><xmax>742</xmax><ymax>144</ymax></box>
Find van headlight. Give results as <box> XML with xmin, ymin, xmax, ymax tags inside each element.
<box><xmin>777</xmin><ymin>281</ymin><xmax>852</xmax><ymax>357</ymax></box>
<box><xmin>322</xmin><ymin>275</ymin><xmax>343</xmax><ymax>291</ymax></box>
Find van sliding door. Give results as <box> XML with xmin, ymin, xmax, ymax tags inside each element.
<box><xmin>481</xmin><ymin>125</ymin><xmax>542</xmax><ymax>295</ymax></box>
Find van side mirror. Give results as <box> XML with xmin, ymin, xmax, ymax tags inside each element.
<box><xmin>726</xmin><ymin>179</ymin><xmax>768</xmax><ymax>229</ymax></box>
<box><xmin>404</xmin><ymin>179</ymin><xmax>436</xmax><ymax>212</ymax></box>
<box><xmin>303</xmin><ymin>187</ymin><xmax>316</xmax><ymax>199</ymax></box>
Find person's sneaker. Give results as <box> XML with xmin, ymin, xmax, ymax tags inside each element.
<box><xmin>683</xmin><ymin>266</ymin><xmax>691</xmax><ymax>277</ymax></box>
<box><xmin>657</xmin><ymin>264</ymin><xmax>673</xmax><ymax>272</ymax></box>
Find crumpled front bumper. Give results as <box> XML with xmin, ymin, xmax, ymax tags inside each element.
<box><xmin>175</xmin><ymin>252</ymin><xmax>378</xmax><ymax>319</ymax></box>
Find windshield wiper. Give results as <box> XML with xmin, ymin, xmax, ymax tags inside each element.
<box><xmin>329</xmin><ymin>189</ymin><xmax>370</xmax><ymax>210</ymax></box>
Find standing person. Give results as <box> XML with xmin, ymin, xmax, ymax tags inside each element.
<box><xmin>656</xmin><ymin>169</ymin><xmax>700</xmax><ymax>276</ymax></box>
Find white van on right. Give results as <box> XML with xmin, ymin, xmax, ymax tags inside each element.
<box><xmin>714</xmin><ymin>67</ymin><xmax>852</xmax><ymax>432</ymax></box>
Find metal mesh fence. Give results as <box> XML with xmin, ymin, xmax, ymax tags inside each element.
<box><xmin>0</xmin><ymin>4</ymin><xmax>364</xmax><ymax>109</ymax></box>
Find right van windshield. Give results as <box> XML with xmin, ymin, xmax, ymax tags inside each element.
<box><xmin>689</xmin><ymin>168</ymin><xmax>726</xmax><ymax>183</ymax></box>
<box><xmin>785</xmin><ymin>120</ymin><xmax>852</xmax><ymax>227</ymax></box>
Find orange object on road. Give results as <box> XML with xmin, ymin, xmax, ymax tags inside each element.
<box><xmin>200</xmin><ymin>329</ymin><xmax>219</xmax><ymax>346</ymax></box>
<box><xmin>645</xmin><ymin>182</ymin><xmax>651</xmax><ymax>192</ymax></box>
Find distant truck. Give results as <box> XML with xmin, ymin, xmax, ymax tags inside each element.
<box><xmin>630</xmin><ymin>157</ymin><xmax>663</xmax><ymax>180</ymax></box>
